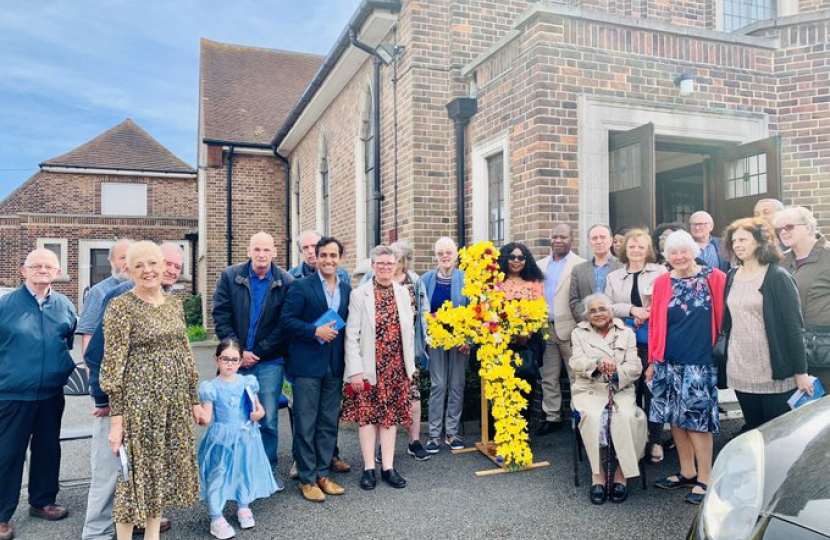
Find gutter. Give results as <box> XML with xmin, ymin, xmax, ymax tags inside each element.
<box><xmin>203</xmin><ymin>138</ymin><xmax>272</xmax><ymax>150</ymax></box>
<box><xmin>271</xmin><ymin>0</ymin><xmax>402</xmax><ymax>149</ymax></box>
<box><xmin>273</xmin><ymin>150</ymin><xmax>292</xmax><ymax>269</ymax></box>
<box><xmin>39</xmin><ymin>165</ymin><xmax>195</xmax><ymax>177</ymax></box>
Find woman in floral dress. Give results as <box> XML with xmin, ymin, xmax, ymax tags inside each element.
<box><xmin>100</xmin><ymin>241</ymin><xmax>203</xmax><ymax>540</ymax></box>
<box><xmin>343</xmin><ymin>245</ymin><xmax>416</xmax><ymax>491</ymax></box>
<box><xmin>646</xmin><ymin>231</ymin><xmax>726</xmax><ymax>506</ymax></box>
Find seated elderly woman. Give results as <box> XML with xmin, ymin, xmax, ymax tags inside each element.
<box><xmin>569</xmin><ymin>293</ymin><xmax>647</xmax><ymax>506</ymax></box>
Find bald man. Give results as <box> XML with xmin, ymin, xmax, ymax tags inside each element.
<box><xmin>212</xmin><ymin>232</ymin><xmax>294</xmax><ymax>490</ymax></box>
<box><xmin>0</xmin><ymin>249</ymin><xmax>77</xmax><ymax>539</ymax></box>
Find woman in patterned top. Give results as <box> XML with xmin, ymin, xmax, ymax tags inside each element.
<box><xmin>100</xmin><ymin>241</ymin><xmax>204</xmax><ymax>540</ymax></box>
<box><xmin>342</xmin><ymin>246</ymin><xmax>416</xmax><ymax>491</ymax></box>
<box><xmin>646</xmin><ymin>231</ymin><xmax>726</xmax><ymax>506</ymax></box>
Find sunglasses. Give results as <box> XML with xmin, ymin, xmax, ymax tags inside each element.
<box><xmin>507</xmin><ymin>255</ymin><xmax>526</xmax><ymax>262</ymax></box>
<box><xmin>776</xmin><ymin>223</ymin><xmax>803</xmax><ymax>234</ymax></box>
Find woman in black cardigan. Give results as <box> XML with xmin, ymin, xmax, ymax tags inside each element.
<box><xmin>721</xmin><ymin>218</ymin><xmax>814</xmax><ymax>430</ymax></box>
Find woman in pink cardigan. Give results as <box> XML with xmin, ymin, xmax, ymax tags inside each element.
<box><xmin>646</xmin><ymin>230</ymin><xmax>726</xmax><ymax>506</ymax></box>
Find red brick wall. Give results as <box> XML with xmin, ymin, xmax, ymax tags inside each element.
<box><xmin>0</xmin><ymin>171</ymin><xmax>197</xmax><ymax>218</ymax></box>
<box><xmin>202</xmin><ymin>151</ymin><xmax>287</xmax><ymax>331</ymax></box>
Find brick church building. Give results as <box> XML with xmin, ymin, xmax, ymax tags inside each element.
<box><xmin>0</xmin><ymin>119</ymin><xmax>198</xmax><ymax>308</ymax></box>
<box><xmin>199</xmin><ymin>0</ymin><xmax>829</xmax><ymax>323</ymax></box>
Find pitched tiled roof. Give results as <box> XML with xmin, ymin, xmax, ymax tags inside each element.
<box><xmin>200</xmin><ymin>39</ymin><xmax>323</xmax><ymax>145</ymax></box>
<box><xmin>41</xmin><ymin>119</ymin><xmax>194</xmax><ymax>173</ymax></box>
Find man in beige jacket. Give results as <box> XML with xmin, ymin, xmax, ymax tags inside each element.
<box><xmin>536</xmin><ymin>223</ymin><xmax>585</xmax><ymax>435</ymax></box>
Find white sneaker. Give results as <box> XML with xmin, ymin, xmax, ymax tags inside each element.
<box><xmin>210</xmin><ymin>517</ymin><xmax>235</xmax><ymax>539</ymax></box>
<box><xmin>237</xmin><ymin>508</ymin><xmax>255</xmax><ymax>529</ymax></box>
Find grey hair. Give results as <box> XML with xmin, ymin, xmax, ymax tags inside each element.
<box><xmin>109</xmin><ymin>238</ymin><xmax>135</xmax><ymax>261</ymax></box>
<box><xmin>24</xmin><ymin>248</ymin><xmax>60</xmax><ymax>269</ymax></box>
<box><xmin>774</xmin><ymin>206</ymin><xmax>818</xmax><ymax>235</ymax></box>
<box><xmin>369</xmin><ymin>245</ymin><xmax>396</xmax><ymax>263</ymax></box>
<box><xmin>390</xmin><ymin>240</ymin><xmax>413</xmax><ymax>263</ymax></box>
<box><xmin>587</xmin><ymin>223</ymin><xmax>612</xmax><ymax>237</ymax></box>
<box><xmin>757</xmin><ymin>198</ymin><xmax>784</xmax><ymax>212</ymax></box>
<box><xmin>159</xmin><ymin>242</ymin><xmax>185</xmax><ymax>257</ymax></box>
<box><xmin>296</xmin><ymin>230</ymin><xmax>321</xmax><ymax>249</ymax></box>
<box><xmin>434</xmin><ymin>236</ymin><xmax>457</xmax><ymax>253</ymax></box>
<box><xmin>663</xmin><ymin>230</ymin><xmax>701</xmax><ymax>260</ymax></box>
<box><xmin>583</xmin><ymin>293</ymin><xmax>613</xmax><ymax>312</ymax></box>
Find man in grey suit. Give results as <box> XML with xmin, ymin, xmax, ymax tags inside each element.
<box><xmin>569</xmin><ymin>223</ymin><xmax>622</xmax><ymax>323</ymax></box>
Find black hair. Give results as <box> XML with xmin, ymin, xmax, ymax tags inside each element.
<box><xmin>215</xmin><ymin>338</ymin><xmax>241</xmax><ymax>358</ymax></box>
<box><xmin>497</xmin><ymin>242</ymin><xmax>545</xmax><ymax>282</ymax></box>
<box><xmin>315</xmin><ymin>236</ymin><xmax>344</xmax><ymax>257</ymax></box>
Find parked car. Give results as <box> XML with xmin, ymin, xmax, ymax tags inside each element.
<box><xmin>687</xmin><ymin>396</ymin><xmax>830</xmax><ymax>540</ymax></box>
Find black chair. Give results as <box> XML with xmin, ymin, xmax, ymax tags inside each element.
<box><xmin>571</xmin><ymin>409</ymin><xmax>647</xmax><ymax>490</ymax></box>
<box><xmin>59</xmin><ymin>364</ymin><xmax>94</xmax><ymax>487</ymax></box>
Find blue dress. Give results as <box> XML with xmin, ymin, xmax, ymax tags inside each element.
<box><xmin>197</xmin><ymin>375</ymin><xmax>277</xmax><ymax>514</ymax></box>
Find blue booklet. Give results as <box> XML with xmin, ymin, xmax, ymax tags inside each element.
<box><xmin>313</xmin><ymin>308</ymin><xmax>346</xmax><ymax>344</ymax></box>
<box><xmin>787</xmin><ymin>377</ymin><xmax>826</xmax><ymax>409</ymax></box>
<box><xmin>241</xmin><ymin>386</ymin><xmax>257</xmax><ymax>428</ymax></box>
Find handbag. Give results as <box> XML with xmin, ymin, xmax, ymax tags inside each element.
<box><xmin>712</xmin><ymin>331</ymin><xmax>729</xmax><ymax>389</ymax></box>
<box><xmin>624</xmin><ymin>318</ymin><xmax>649</xmax><ymax>345</ymax></box>
<box><xmin>511</xmin><ymin>347</ymin><xmax>538</xmax><ymax>380</ymax></box>
<box><xmin>804</xmin><ymin>325</ymin><xmax>830</xmax><ymax>369</ymax></box>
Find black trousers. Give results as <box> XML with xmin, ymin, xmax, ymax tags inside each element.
<box><xmin>635</xmin><ymin>343</ymin><xmax>664</xmax><ymax>444</ymax></box>
<box><xmin>734</xmin><ymin>390</ymin><xmax>791</xmax><ymax>431</ymax></box>
<box><xmin>0</xmin><ymin>394</ymin><xmax>65</xmax><ymax>521</ymax></box>
<box><xmin>292</xmin><ymin>371</ymin><xmax>342</xmax><ymax>485</ymax></box>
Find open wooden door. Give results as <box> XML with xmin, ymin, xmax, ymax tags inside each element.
<box><xmin>710</xmin><ymin>136</ymin><xmax>781</xmax><ymax>231</ymax></box>
<box><xmin>609</xmin><ymin>123</ymin><xmax>656</xmax><ymax>231</ymax></box>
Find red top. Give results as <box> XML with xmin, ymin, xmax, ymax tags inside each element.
<box><xmin>647</xmin><ymin>268</ymin><xmax>726</xmax><ymax>363</ymax></box>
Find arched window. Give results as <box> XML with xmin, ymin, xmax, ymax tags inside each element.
<box><xmin>318</xmin><ymin>136</ymin><xmax>331</xmax><ymax>235</ymax></box>
<box><xmin>361</xmin><ymin>85</ymin><xmax>377</xmax><ymax>252</ymax></box>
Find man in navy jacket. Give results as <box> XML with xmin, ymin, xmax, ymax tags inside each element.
<box><xmin>281</xmin><ymin>237</ymin><xmax>351</xmax><ymax>502</ymax></box>
<box><xmin>0</xmin><ymin>249</ymin><xmax>77</xmax><ymax>540</ymax></box>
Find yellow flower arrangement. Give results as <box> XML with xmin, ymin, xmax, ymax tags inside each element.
<box><xmin>427</xmin><ymin>242</ymin><xmax>548</xmax><ymax>471</ymax></box>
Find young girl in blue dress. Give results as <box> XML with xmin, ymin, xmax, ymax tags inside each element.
<box><xmin>198</xmin><ymin>339</ymin><xmax>278</xmax><ymax>539</ymax></box>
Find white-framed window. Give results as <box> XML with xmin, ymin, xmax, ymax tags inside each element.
<box><xmin>36</xmin><ymin>238</ymin><xmax>69</xmax><ymax>282</ymax></box>
<box><xmin>163</xmin><ymin>240</ymin><xmax>192</xmax><ymax>283</ymax></box>
<box><xmin>101</xmin><ymin>183</ymin><xmax>147</xmax><ymax>216</ymax></box>
<box><xmin>472</xmin><ymin>134</ymin><xmax>510</xmax><ymax>245</ymax></box>
<box><xmin>354</xmin><ymin>83</ymin><xmax>376</xmax><ymax>265</ymax></box>
<box><xmin>717</xmin><ymin>0</ymin><xmax>796</xmax><ymax>30</ymax></box>
<box><xmin>317</xmin><ymin>135</ymin><xmax>331</xmax><ymax>235</ymax></box>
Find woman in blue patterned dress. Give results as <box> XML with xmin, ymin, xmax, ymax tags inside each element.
<box><xmin>646</xmin><ymin>231</ymin><xmax>726</xmax><ymax>505</ymax></box>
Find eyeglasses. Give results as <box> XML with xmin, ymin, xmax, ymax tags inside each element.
<box><xmin>776</xmin><ymin>223</ymin><xmax>804</xmax><ymax>234</ymax></box>
<box><xmin>25</xmin><ymin>264</ymin><xmax>57</xmax><ymax>271</ymax></box>
<box><xmin>689</xmin><ymin>222</ymin><xmax>710</xmax><ymax>228</ymax></box>
<box><xmin>218</xmin><ymin>356</ymin><xmax>242</xmax><ymax>364</ymax></box>
<box><xmin>374</xmin><ymin>262</ymin><xmax>395</xmax><ymax>268</ymax></box>
<box><xmin>587</xmin><ymin>307</ymin><xmax>610</xmax><ymax>315</ymax></box>
<box><xmin>507</xmin><ymin>255</ymin><xmax>526</xmax><ymax>262</ymax></box>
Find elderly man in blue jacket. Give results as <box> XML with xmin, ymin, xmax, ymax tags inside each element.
<box><xmin>0</xmin><ymin>249</ymin><xmax>77</xmax><ymax>540</ymax></box>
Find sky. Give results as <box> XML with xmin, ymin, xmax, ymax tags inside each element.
<box><xmin>0</xmin><ymin>0</ymin><xmax>364</xmax><ymax>200</ymax></box>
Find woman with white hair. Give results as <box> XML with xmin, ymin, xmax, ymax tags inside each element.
<box><xmin>646</xmin><ymin>230</ymin><xmax>726</xmax><ymax>505</ymax></box>
<box><xmin>776</xmin><ymin>206</ymin><xmax>830</xmax><ymax>389</ymax></box>
<box><xmin>570</xmin><ymin>293</ymin><xmax>646</xmax><ymax>505</ymax></box>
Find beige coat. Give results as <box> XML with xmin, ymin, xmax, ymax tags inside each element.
<box><xmin>538</xmin><ymin>252</ymin><xmax>586</xmax><ymax>341</ymax></box>
<box><xmin>569</xmin><ymin>319</ymin><xmax>646</xmax><ymax>478</ymax></box>
<box><xmin>604</xmin><ymin>263</ymin><xmax>667</xmax><ymax>319</ymax></box>
<box><xmin>344</xmin><ymin>281</ymin><xmax>415</xmax><ymax>385</ymax></box>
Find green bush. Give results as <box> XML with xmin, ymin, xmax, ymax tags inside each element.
<box><xmin>187</xmin><ymin>325</ymin><xmax>207</xmax><ymax>342</ymax></box>
<box><xmin>183</xmin><ymin>294</ymin><xmax>203</xmax><ymax>327</ymax></box>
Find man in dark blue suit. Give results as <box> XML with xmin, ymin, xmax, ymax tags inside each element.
<box><xmin>281</xmin><ymin>237</ymin><xmax>351</xmax><ymax>503</ymax></box>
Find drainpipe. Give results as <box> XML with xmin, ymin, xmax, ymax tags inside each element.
<box><xmin>226</xmin><ymin>147</ymin><xmax>235</xmax><ymax>266</ymax></box>
<box><xmin>273</xmin><ymin>151</ymin><xmax>292</xmax><ymax>268</ymax></box>
<box><xmin>446</xmin><ymin>98</ymin><xmax>477</xmax><ymax>249</ymax></box>
<box><xmin>350</xmin><ymin>27</ymin><xmax>383</xmax><ymax>248</ymax></box>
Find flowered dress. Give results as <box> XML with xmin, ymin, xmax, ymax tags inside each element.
<box><xmin>197</xmin><ymin>375</ymin><xmax>277</xmax><ymax>516</ymax></box>
<box><xmin>341</xmin><ymin>281</ymin><xmax>413</xmax><ymax>427</ymax></box>
<box><xmin>100</xmin><ymin>293</ymin><xmax>201</xmax><ymax>525</ymax></box>
<box><xmin>400</xmin><ymin>274</ymin><xmax>423</xmax><ymax>401</ymax></box>
<box><xmin>649</xmin><ymin>267</ymin><xmax>719</xmax><ymax>433</ymax></box>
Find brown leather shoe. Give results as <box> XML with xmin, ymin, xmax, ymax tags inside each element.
<box><xmin>290</xmin><ymin>461</ymin><xmax>299</xmax><ymax>480</ymax></box>
<box><xmin>28</xmin><ymin>505</ymin><xmax>68</xmax><ymax>521</ymax></box>
<box><xmin>316</xmin><ymin>477</ymin><xmax>345</xmax><ymax>496</ymax></box>
<box><xmin>299</xmin><ymin>483</ymin><xmax>326</xmax><ymax>502</ymax></box>
<box><xmin>331</xmin><ymin>455</ymin><xmax>351</xmax><ymax>473</ymax></box>
<box><xmin>0</xmin><ymin>522</ymin><xmax>14</xmax><ymax>540</ymax></box>
<box><xmin>133</xmin><ymin>517</ymin><xmax>171</xmax><ymax>535</ymax></box>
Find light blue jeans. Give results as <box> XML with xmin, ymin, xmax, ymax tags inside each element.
<box><xmin>240</xmin><ymin>360</ymin><xmax>284</xmax><ymax>469</ymax></box>
<box><xmin>82</xmin><ymin>415</ymin><xmax>118</xmax><ymax>540</ymax></box>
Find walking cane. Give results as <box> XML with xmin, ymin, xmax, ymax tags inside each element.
<box><xmin>603</xmin><ymin>378</ymin><xmax>617</xmax><ymax>497</ymax></box>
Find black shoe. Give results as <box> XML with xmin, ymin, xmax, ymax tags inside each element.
<box><xmin>407</xmin><ymin>440</ymin><xmax>431</xmax><ymax>461</ymax></box>
<box><xmin>380</xmin><ymin>468</ymin><xmax>407</xmax><ymax>488</ymax></box>
<box><xmin>536</xmin><ymin>421</ymin><xmax>563</xmax><ymax>436</ymax></box>
<box><xmin>609</xmin><ymin>483</ymin><xmax>628</xmax><ymax>503</ymax></box>
<box><xmin>359</xmin><ymin>469</ymin><xmax>377</xmax><ymax>491</ymax></box>
<box><xmin>589</xmin><ymin>484</ymin><xmax>606</xmax><ymax>505</ymax></box>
